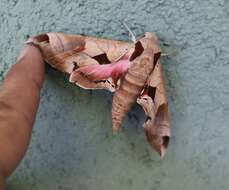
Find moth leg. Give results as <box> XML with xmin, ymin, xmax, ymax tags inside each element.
<box><xmin>161</xmin><ymin>51</ymin><xmax>176</xmax><ymax>57</ymax></box>
<box><xmin>161</xmin><ymin>53</ymin><xmax>170</xmax><ymax>57</ymax></box>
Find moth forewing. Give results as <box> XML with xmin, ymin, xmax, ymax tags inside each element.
<box><xmin>137</xmin><ymin>62</ymin><xmax>171</xmax><ymax>158</ymax></box>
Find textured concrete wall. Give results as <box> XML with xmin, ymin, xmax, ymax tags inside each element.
<box><xmin>1</xmin><ymin>0</ymin><xmax>229</xmax><ymax>190</ymax></box>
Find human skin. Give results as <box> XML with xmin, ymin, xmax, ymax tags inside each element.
<box><xmin>0</xmin><ymin>45</ymin><xmax>44</xmax><ymax>189</ymax></box>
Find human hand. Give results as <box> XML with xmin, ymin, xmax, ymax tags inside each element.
<box><xmin>0</xmin><ymin>44</ymin><xmax>44</xmax><ymax>189</ymax></box>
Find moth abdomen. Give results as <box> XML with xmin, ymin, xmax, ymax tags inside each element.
<box><xmin>112</xmin><ymin>70</ymin><xmax>146</xmax><ymax>132</ymax></box>
<box><xmin>111</xmin><ymin>43</ymin><xmax>156</xmax><ymax>132</ymax></box>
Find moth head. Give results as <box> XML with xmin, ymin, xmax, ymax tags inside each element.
<box><xmin>145</xmin><ymin>32</ymin><xmax>158</xmax><ymax>41</ymax></box>
<box><xmin>140</xmin><ymin>32</ymin><xmax>161</xmax><ymax>55</ymax></box>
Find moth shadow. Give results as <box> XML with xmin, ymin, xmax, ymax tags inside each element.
<box><xmin>123</xmin><ymin>104</ymin><xmax>162</xmax><ymax>165</ymax></box>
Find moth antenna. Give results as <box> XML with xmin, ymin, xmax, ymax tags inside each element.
<box><xmin>122</xmin><ymin>22</ymin><xmax>137</xmax><ymax>43</ymax></box>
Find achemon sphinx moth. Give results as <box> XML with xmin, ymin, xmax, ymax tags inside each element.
<box><xmin>27</xmin><ymin>32</ymin><xmax>171</xmax><ymax>158</ymax></box>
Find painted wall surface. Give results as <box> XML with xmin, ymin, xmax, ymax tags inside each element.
<box><xmin>1</xmin><ymin>0</ymin><xmax>229</xmax><ymax>190</ymax></box>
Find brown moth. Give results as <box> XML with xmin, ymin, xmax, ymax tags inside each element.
<box><xmin>27</xmin><ymin>32</ymin><xmax>171</xmax><ymax>157</ymax></box>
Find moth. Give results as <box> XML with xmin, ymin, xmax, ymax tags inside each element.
<box><xmin>27</xmin><ymin>31</ymin><xmax>171</xmax><ymax>157</ymax></box>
